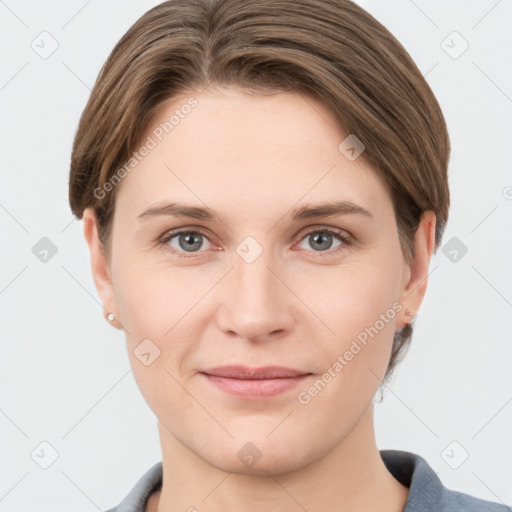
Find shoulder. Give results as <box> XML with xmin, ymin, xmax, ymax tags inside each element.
<box><xmin>380</xmin><ymin>449</ymin><xmax>511</xmax><ymax>512</ymax></box>
<box><xmin>441</xmin><ymin>489</ymin><xmax>512</xmax><ymax>512</ymax></box>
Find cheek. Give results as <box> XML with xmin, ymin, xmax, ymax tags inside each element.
<box><xmin>310</xmin><ymin>254</ymin><xmax>402</xmax><ymax>387</ymax></box>
<box><xmin>318</xmin><ymin>256</ymin><xmax>401</xmax><ymax>338</ymax></box>
<box><xmin>112</xmin><ymin>260</ymin><xmax>214</xmax><ymax>399</ymax></box>
<box><xmin>113</xmin><ymin>255</ymin><xmax>216</xmax><ymax>339</ymax></box>
<box><xmin>296</xmin><ymin>282</ymin><xmax>399</xmax><ymax>429</ymax></box>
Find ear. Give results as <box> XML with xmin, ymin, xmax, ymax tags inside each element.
<box><xmin>397</xmin><ymin>211</ymin><xmax>437</xmax><ymax>329</ymax></box>
<box><xmin>83</xmin><ymin>207</ymin><xmax>121</xmax><ymax>329</ymax></box>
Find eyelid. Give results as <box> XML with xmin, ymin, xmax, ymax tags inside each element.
<box><xmin>295</xmin><ymin>224</ymin><xmax>352</xmax><ymax>242</ymax></box>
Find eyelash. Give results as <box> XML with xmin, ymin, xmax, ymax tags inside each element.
<box><xmin>157</xmin><ymin>226</ymin><xmax>353</xmax><ymax>259</ymax></box>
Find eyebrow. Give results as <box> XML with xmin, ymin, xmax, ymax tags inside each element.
<box><xmin>137</xmin><ymin>200</ymin><xmax>373</xmax><ymax>223</ymax></box>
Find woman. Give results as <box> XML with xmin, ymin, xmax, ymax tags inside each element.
<box><xmin>68</xmin><ymin>0</ymin><xmax>510</xmax><ymax>511</ymax></box>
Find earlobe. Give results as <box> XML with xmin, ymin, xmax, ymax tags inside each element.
<box><xmin>83</xmin><ymin>208</ymin><xmax>119</xmax><ymax>328</ymax></box>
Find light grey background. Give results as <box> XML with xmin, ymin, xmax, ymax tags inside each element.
<box><xmin>1</xmin><ymin>1</ymin><xmax>511</xmax><ymax>510</ymax></box>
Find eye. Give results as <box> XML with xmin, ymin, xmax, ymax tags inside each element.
<box><xmin>159</xmin><ymin>229</ymin><xmax>213</xmax><ymax>257</ymax></box>
<box><xmin>158</xmin><ymin>226</ymin><xmax>352</xmax><ymax>259</ymax></box>
<box><xmin>296</xmin><ymin>227</ymin><xmax>352</xmax><ymax>255</ymax></box>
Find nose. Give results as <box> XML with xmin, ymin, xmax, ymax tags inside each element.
<box><xmin>215</xmin><ymin>246</ymin><xmax>295</xmax><ymax>343</ymax></box>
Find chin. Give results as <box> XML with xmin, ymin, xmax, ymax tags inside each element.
<box><xmin>213</xmin><ymin>448</ymin><xmax>309</xmax><ymax>476</ymax></box>
<box><xmin>198</xmin><ymin>429</ymin><xmax>316</xmax><ymax>477</ymax></box>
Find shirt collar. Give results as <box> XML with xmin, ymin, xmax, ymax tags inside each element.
<box><xmin>110</xmin><ymin>450</ymin><xmax>510</xmax><ymax>512</ymax></box>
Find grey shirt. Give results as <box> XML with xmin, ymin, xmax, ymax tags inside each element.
<box><xmin>105</xmin><ymin>449</ymin><xmax>511</xmax><ymax>512</ymax></box>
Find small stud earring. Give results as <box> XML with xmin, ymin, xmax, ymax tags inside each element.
<box><xmin>403</xmin><ymin>308</ymin><xmax>415</xmax><ymax>328</ymax></box>
<box><xmin>107</xmin><ymin>313</ymin><xmax>115</xmax><ymax>322</ymax></box>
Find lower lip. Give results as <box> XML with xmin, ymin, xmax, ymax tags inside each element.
<box><xmin>201</xmin><ymin>373</ymin><xmax>311</xmax><ymax>399</ymax></box>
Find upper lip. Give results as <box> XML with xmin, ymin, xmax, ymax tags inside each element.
<box><xmin>200</xmin><ymin>365</ymin><xmax>310</xmax><ymax>379</ymax></box>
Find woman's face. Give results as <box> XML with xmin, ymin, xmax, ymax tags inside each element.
<box><xmin>85</xmin><ymin>86</ymin><xmax>433</xmax><ymax>474</ymax></box>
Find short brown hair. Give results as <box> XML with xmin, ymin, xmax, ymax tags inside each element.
<box><xmin>69</xmin><ymin>0</ymin><xmax>450</xmax><ymax>384</ymax></box>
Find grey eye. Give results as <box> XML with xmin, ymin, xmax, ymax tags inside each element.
<box><xmin>298</xmin><ymin>231</ymin><xmax>343</xmax><ymax>252</ymax></box>
<box><xmin>168</xmin><ymin>231</ymin><xmax>210</xmax><ymax>252</ymax></box>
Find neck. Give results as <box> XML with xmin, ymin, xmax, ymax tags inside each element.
<box><xmin>150</xmin><ymin>405</ymin><xmax>409</xmax><ymax>512</ymax></box>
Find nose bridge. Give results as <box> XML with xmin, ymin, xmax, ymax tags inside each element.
<box><xmin>235</xmin><ymin>248</ymin><xmax>276</xmax><ymax>302</ymax></box>
<box><xmin>217</xmin><ymin>240</ymin><xmax>293</xmax><ymax>340</ymax></box>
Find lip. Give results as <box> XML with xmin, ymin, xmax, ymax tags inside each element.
<box><xmin>200</xmin><ymin>365</ymin><xmax>312</xmax><ymax>399</ymax></box>
<box><xmin>201</xmin><ymin>365</ymin><xmax>309</xmax><ymax>379</ymax></box>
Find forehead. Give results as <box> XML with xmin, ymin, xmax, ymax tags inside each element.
<box><xmin>114</xmin><ymin>86</ymin><xmax>392</xmax><ymax>221</ymax></box>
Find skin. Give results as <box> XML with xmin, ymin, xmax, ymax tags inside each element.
<box><xmin>83</xmin><ymin>85</ymin><xmax>436</xmax><ymax>512</ymax></box>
